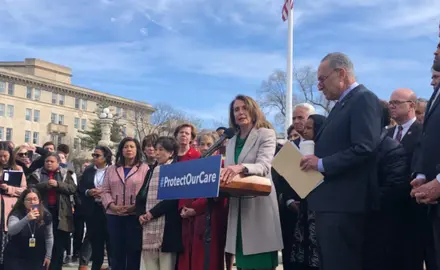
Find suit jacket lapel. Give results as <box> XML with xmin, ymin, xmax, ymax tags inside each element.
<box><xmin>226</xmin><ymin>136</ymin><xmax>237</xmax><ymax>166</ymax></box>
<box><xmin>425</xmin><ymin>86</ymin><xmax>440</xmax><ymax>123</ymax></box>
<box><xmin>315</xmin><ymin>85</ymin><xmax>362</xmax><ymax>141</ymax></box>
<box><xmin>116</xmin><ymin>166</ymin><xmax>126</xmax><ymax>184</ymax></box>
<box><xmin>400</xmin><ymin>122</ymin><xmax>416</xmax><ymax>145</ymax></box>
<box><xmin>238</xmin><ymin>128</ymin><xmax>258</xmax><ymax>164</ymax></box>
<box><xmin>387</xmin><ymin>126</ymin><xmax>395</xmax><ymax>139</ymax></box>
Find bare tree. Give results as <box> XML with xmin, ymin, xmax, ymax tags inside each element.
<box><xmin>212</xmin><ymin>117</ymin><xmax>229</xmax><ymax>129</ymax></box>
<box><xmin>257</xmin><ymin>66</ymin><xmax>333</xmax><ymax>127</ymax></box>
<box><xmin>132</xmin><ymin>103</ymin><xmax>202</xmax><ymax>138</ymax></box>
<box><xmin>294</xmin><ymin>66</ymin><xmax>333</xmax><ymax>113</ymax></box>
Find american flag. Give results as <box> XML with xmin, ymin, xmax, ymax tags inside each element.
<box><xmin>282</xmin><ymin>0</ymin><xmax>293</xmax><ymax>21</ymax></box>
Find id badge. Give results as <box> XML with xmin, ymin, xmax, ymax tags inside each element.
<box><xmin>29</xmin><ymin>237</ymin><xmax>36</xmax><ymax>248</ymax></box>
<box><xmin>3</xmin><ymin>172</ymin><xmax>9</xmax><ymax>182</ymax></box>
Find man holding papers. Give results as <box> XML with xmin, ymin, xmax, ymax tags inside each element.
<box><xmin>300</xmin><ymin>53</ymin><xmax>382</xmax><ymax>270</ymax></box>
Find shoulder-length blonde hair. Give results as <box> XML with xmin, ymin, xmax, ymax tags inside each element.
<box><xmin>229</xmin><ymin>95</ymin><xmax>273</xmax><ymax>131</ymax></box>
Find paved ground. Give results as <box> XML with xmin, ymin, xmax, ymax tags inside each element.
<box><xmin>63</xmin><ymin>253</ymin><xmax>284</xmax><ymax>269</ymax></box>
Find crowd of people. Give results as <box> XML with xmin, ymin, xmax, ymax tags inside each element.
<box><xmin>0</xmin><ymin>44</ymin><xmax>440</xmax><ymax>270</ymax></box>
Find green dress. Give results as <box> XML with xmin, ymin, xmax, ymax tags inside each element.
<box><xmin>234</xmin><ymin>136</ymin><xmax>278</xmax><ymax>269</ymax></box>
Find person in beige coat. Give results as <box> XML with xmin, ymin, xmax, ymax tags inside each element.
<box><xmin>220</xmin><ymin>95</ymin><xmax>283</xmax><ymax>270</ymax></box>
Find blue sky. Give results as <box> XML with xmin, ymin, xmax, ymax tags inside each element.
<box><xmin>0</xmin><ymin>0</ymin><xmax>439</xmax><ymax>128</ymax></box>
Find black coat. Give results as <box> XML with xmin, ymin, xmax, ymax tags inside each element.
<box><xmin>135</xmin><ymin>162</ymin><xmax>183</xmax><ymax>253</ymax></box>
<box><xmin>377</xmin><ymin>129</ymin><xmax>409</xmax><ymax>212</ymax></box>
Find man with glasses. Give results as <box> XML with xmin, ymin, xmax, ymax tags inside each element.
<box><xmin>387</xmin><ymin>89</ymin><xmax>433</xmax><ymax>270</ymax></box>
<box><xmin>300</xmin><ymin>52</ymin><xmax>382</xmax><ymax>270</ymax></box>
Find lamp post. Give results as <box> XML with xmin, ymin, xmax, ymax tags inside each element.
<box><xmin>98</xmin><ymin>108</ymin><xmax>114</xmax><ymax>147</ymax></box>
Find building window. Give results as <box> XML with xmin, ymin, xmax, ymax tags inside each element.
<box><xmin>52</xmin><ymin>93</ymin><xmax>57</xmax><ymax>104</ymax></box>
<box><xmin>25</xmin><ymin>130</ymin><xmax>31</xmax><ymax>143</ymax></box>
<box><xmin>74</xmin><ymin>138</ymin><xmax>80</xmax><ymax>150</ymax></box>
<box><xmin>33</xmin><ymin>132</ymin><xmax>39</xmax><ymax>144</ymax></box>
<box><xmin>0</xmin><ymin>104</ymin><xmax>4</xmax><ymax>117</ymax></box>
<box><xmin>75</xmin><ymin>98</ymin><xmax>80</xmax><ymax>109</ymax></box>
<box><xmin>25</xmin><ymin>108</ymin><xmax>32</xmax><ymax>121</ymax></box>
<box><xmin>116</xmin><ymin>107</ymin><xmax>121</xmax><ymax>116</ymax></box>
<box><xmin>51</xmin><ymin>113</ymin><xmax>57</xmax><ymax>124</ymax></box>
<box><xmin>59</xmin><ymin>94</ymin><xmax>65</xmax><ymax>106</ymax></box>
<box><xmin>122</xmin><ymin>109</ymin><xmax>127</xmax><ymax>119</ymax></box>
<box><xmin>81</xmin><ymin>119</ymin><xmax>87</xmax><ymax>130</ymax></box>
<box><xmin>7</xmin><ymin>105</ymin><xmax>14</xmax><ymax>118</ymax></box>
<box><xmin>34</xmin><ymin>88</ymin><xmax>41</xmax><ymax>101</ymax></box>
<box><xmin>33</xmin><ymin>110</ymin><xmax>40</xmax><ymax>122</ymax></box>
<box><xmin>6</xmin><ymin>128</ymin><xmax>12</xmax><ymax>141</ymax></box>
<box><xmin>74</xmin><ymin>118</ymin><xmax>80</xmax><ymax>129</ymax></box>
<box><xmin>81</xmin><ymin>100</ymin><xmax>87</xmax><ymax>110</ymax></box>
<box><xmin>7</xmin><ymin>83</ymin><xmax>14</xmax><ymax>95</ymax></box>
<box><xmin>57</xmin><ymin>135</ymin><xmax>63</xmax><ymax>146</ymax></box>
<box><xmin>58</xmin><ymin>115</ymin><xmax>64</xmax><ymax>125</ymax></box>
<box><xmin>0</xmin><ymin>81</ymin><xmax>5</xmax><ymax>93</ymax></box>
<box><xmin>26</xmin><ymin>87</ymin><xmax>33</xmax><ymax>99</ymax></box>
<box><xmin>0</xmin><ymin>127</ymin><xmax>3</xmax><ymax>140</ymax></box>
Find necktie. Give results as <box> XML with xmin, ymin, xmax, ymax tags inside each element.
<box><xmin>395</xmin><ymin>125</ymin><xmax>404</xmax><ymax>142</ymax></box>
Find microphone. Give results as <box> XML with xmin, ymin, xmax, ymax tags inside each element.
<box><xmin>201</xmin><ymin>128</ymin><xmax>236</xmax><ymax>158</ymax></box>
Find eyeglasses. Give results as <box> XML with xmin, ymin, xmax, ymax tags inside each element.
<box><xmin>317</xmin><ymin>69</ymin><xmax>339</xmax><ymax>85</ymax></box>
<box><xmin>17</xmin><ymin>152</ymin><xmax>28</xmax><ymax>157</ymax></box>
<box><xmin>25</xmin><ymin>197</ymin><xmax>39</xmax><ymax>202</ymax></box>
<box><xmin>389</xmin><ymin>100</ymin><xmax>413</xmax><ymax>106</ymax></box>
<box><xmin>91</xmin><ymin>154</ymin><xmax>102</xmax><ymax>158</ymax></box>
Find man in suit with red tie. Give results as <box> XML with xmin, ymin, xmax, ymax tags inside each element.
<box><xmin>387</xmin><ymin>89</ymin><xmax>436</xmax><ymax>270</ymax></box>
<box><xmin>411</xmin><ymin>49</ymin><xmax>440</xmax><ymax>267</ymax></box>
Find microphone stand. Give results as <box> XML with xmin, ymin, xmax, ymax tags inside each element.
<box><xmin>201</xmin><ymin>147</ymin><xmax>223</xmax><ymax>270</ymax></box>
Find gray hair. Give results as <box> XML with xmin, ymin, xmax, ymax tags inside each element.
<box><xmin>321</xmin><ymin>52</ymin><xmax>355</xmax><ymax>76</ymax></box>
<box><xmin>197</xmin><ymin>132</ymin><xmax>219</xmax><ymax>145</ymax></box>
<box><xmin>293</xmin><ymin>103</ymin><xmax>316</xmax><ymax>114</ymax></box>
<box><xmin>416</xmin><ymin>97</ymin><xmax>428</xmax><ymax>104</ymax></box>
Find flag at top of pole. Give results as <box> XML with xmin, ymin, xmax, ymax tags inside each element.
<box><xmin>282</xmin><ymin>0</ymin><xmax>294</xmax><ymax>139</ymax></box>
<box><xmin>282</xmin><ymin>0</ymin><xmax>293</xmax><ymax>21</ymax></box>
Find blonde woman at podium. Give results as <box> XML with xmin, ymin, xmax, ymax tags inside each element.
<box><xmin>220</xmin><ymin>95</ymin><xmax>283</xmax><ymax>270</ymax></box>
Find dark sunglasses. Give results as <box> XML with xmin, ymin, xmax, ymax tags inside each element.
<box><xmin>91</xmin><ymin>154</ymin><xmax>102</xmax><ymax>158</ymax></box>
<box><xmin>17</xmin><ymin>152</ymin><xmax>28</xmax><ymax>157</ymax></box>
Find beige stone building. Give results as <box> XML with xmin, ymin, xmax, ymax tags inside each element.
<box><xmin>0</xmin><ymin>58</ymin><xmax>154</xmax><ymax>151</ymax></box>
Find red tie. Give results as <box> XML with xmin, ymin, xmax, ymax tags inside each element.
<box><xmin>395</xmin><ymin>125</ymin><xmax>403</xmax><ymax>142</ymax></box>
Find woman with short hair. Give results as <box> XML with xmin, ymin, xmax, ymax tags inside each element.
<box><xmin>138</xmin><ymin>136</ymin><xmax>182</xmax><ymax>270</ymax></box>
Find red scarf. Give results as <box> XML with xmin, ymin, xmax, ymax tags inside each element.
<box><xmin>47</xmin><ymin>171</ymin><xmax>57</xmax><ymax>206</ymax></box>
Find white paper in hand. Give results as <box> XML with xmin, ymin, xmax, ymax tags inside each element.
<box><xmin>272</xmin><ymin>142</ymin><xmax>323</xmax><ymax>199</ymax></box>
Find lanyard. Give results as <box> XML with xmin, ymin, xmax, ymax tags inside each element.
<box><xmin>27</xmin><ymin>221</ymin><xmax>36</xmax><ymax>238</ymax></box>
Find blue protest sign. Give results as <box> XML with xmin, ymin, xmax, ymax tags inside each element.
<box><xmin>157</xmin><ymin>155</ymin><xmax>222</xmax><ymax>200</ymax></box>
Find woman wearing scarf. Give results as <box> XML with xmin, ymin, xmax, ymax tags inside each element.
<box><xmin>0</xmin><ymin>142</ymin><xmax>27</xmax><ymax>269</ymax></box>
<box><xmin>289</xmin><ymin>114</ymin><xmax>326</xmax><ymax>270</ymax></box>
<box><xmin>138</xmin><ymin>136</ymin><xmax>182</xmax><ymax>270</ymax></box>
<box><xmin>28</xmin><ymin>152</ymin><xmax>77</xmax><ymax>270</ymax></box>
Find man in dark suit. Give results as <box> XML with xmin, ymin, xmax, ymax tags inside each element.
<box><xmin>300</xmin><ymin>52</ymin><xmax>382</xmax><ymax>270</ymax></box>
<box><xmin>387</xmin><ymin>88</ymin><xmax>436</xmax><ymax>270</ymax></box>
<box><xmin>411</xmin><ymin>62</ymin><xmax>440</xmax><ymax>267</ymax></box>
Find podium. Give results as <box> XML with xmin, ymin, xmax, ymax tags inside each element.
<box><xmin>220</xmin><ymin>173</ymin><xmax>272</xmax><ymax>196</ymax></box>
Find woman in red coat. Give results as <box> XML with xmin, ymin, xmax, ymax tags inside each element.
<box><xmin>178</xmin><ymin>132</ymin><xmax>230</xmax><ymax>270</ymax></box>
<box><xmin>173</xmin><ymin>123</ymin><xmax>201</xmax><ymax>270</ymax></box>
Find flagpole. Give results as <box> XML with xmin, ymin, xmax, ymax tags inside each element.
<box><xmin>285</xmin><ymin>1</ymin><xmax>294</xmax><ymax>139</ymax></box>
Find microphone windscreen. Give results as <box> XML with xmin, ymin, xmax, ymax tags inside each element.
<box><xmin>223</xmin><ymin>128</ymin><xmax>236</xmax><ymax>139</ymax></box>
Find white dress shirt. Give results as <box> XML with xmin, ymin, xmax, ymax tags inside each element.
<box><xmin>392</xmin><ymin>117</ymin><xmax>416</xmax><ymax>141</ymax></box>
